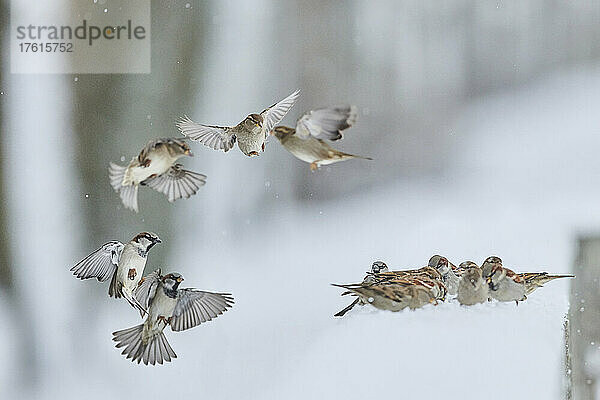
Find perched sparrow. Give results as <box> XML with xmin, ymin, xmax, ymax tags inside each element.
<box><xmin>486</xmin><ymin>263</ymin><xmax>574</xmax><ymax>304</ymax></box>
<box><xmin>363</xmin><ymin>260</ymin><xmax>390</xmax><ymax>283</ymax></box>
<box><xmin>457</xmin><ymin>263</ymin><xmax>488</xmax><ymax>305</ymax></box>
<box><xmin>367</xmin><ymin>267</ymin><xmax>445</xmax><ymax>289</ymax></box>
<box><xmin>112</xmin><ymin>270</ymin><xmax>234</xmax><ymax>365</ymax></box>
<box><xmin>270</xmin><ymin>106</ymin><xmax>372</xmax><ymax>171</ymax></box>
<box><xmin>70</xmin><ymin>232</ymin><xmax>161</xmax><ymax>313</ymax></box>
<box><xmin>333</xmin><ymin>280</ymin><xmax>436</xmax><ymax>312</ymax></box>
<box><xmin>109</xmin><ymin>138</ymin><xmax>206</xmax><ymax>212</ymax></box>
<box><xmin>481</xmin><ymin>256</ymin><xmax>503</xmax><ymax>279</ymax></box>
<box><xmin>177</xmin><ymin>90</ymin><xmax>300</xmax><ymax>157</ymax></box>
<box><xmin>457</xmin><ymin>261</ymin><xmax>476</xmax><ymax>275</ymax></box>
<box><xmin>333</xmin><ymin>263</ymin><xmax>446</xmax><ymax>313</ymax></box>
<box><xmin>428</xmin><ymin>255</ymin><xmax>461</xmax><ymax>296</ymax></box>
<box><xmin>334</xmin><ymin>261</ymin><xmax>389</xmax><ymax>317</ymax></box>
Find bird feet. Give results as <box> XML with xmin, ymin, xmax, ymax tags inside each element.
<box><xmin>310</xmin><ymin>162</ymin><xmax>319</xmax><ymax>172</ymax></box>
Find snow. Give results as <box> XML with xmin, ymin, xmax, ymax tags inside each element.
<box><xmin>6</xmin><ymin>60</ymin><xmax>600</xmax><ymax>400</ymax></box>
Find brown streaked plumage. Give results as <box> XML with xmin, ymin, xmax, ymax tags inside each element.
<box><xmin>334</xmin><ymin>261</ymin><xmax>389</xmax><ymax>317</ymax></box>
<box><xmin>333</xmin><ymin>281</ymin><xmax>437</xmax><ymax>312</ymax></box>
<box><xmin>109</xmin><ymin>137</ymin><xmax>206</xmax><ymax>212</ymax></box>
<box><xmin>457</xmin><ymin>263</ymin><xmax>488</xmax><ymax>306</ymax></box>
<box><xmin>486</xmin><ymin>262</ymin><xmax>574</xmax><ymax>304</ymax></box>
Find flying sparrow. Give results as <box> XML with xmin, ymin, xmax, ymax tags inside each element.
<box><xmin>112</xmin><ymin>269</ymin><xmax>234</xmax><ymax>365</ymax></box>
<box><xmin>486</xmin><ymin>261</ymin><xmax>574</xmax><ymax>304</ymax></box>
<box><xmin>334</xmin><ymin>261</ymin><xmax>389</xmax><ymax>317</ymax></box>
<box><xmin>70</xmin><ymin>232</ymin><xmax>161</xmax><ymax>313</ymax></box>
<box><xmin>109</xmin><ymin>138</ymin><xmax>206</xmax><ymax>212</ymax></box>
<box><xmin>457</xmin><ymin>262</ymin><xmax>489</xmax><ymax>305</ymax></box>
<box><xmin>270</xmin><ymin>106</ymin><xmax>372</xmax><ymax>171</ymax></box>
<box><xmin>177</xmin><ymin>89</ymin><xmax>300</xmax><ymax>157</ymax></box>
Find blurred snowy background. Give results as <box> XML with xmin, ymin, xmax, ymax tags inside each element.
<box><xmin>2</xmin><ymin>0</ymin><xmax>600</xmax><ymax>399</ymax></box>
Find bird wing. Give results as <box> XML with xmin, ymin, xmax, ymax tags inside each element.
<box><xmin>134</xmin><ymin>269</ymin><xmax>162</xmax><ymax>316</ymax></box>
<box><xmin>170</xmin><ymin>289</ymin><xmax>234</xmax><ymax>332</ymax></box>
<box><xmin>142</xmin><ymin>164</ymin><xmax>207</xmax><ymax>203</ymax></box>
<box><xmin>70</xmin><ymin>241</ymin><xmax>124</xmax><ymax>282</ymax></box>
<box><xmin>260</xmin><ymin>89</ymin><xmax>301</xmax><ymax>136</ymax></box>
<box><xmin>295</xmin><ymin>105</ymin><xmax>357</xmax><ymax>141</ymax></box>
<box><xmin>176</xmin><ymin>116</ymin><xmax>236</xmax><ymax>152</ymax></box>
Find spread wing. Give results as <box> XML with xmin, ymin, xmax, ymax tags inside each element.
<box><xmin>260</xmin><ymin>89</ymin><xmax>300</xmax><ymax>136</ymax></box>
<box><xmin>170</xmin><ymin>289</ymin><xmax>234</xmax><ymax>332</ymax></box>
<box><xmin>134</xmin><ymin>269</ymin><xmax>162</xmax><ymax>316</ymax></box>
<box><xmin>70</xmin><ymin>241</ymin><xmax>124</xmax><ymax>282</ymax></box>
<box><xmin>295</xmin><ymin>106</ymin><xmax>357</xmax><ymax>141</ymax></box>
<box><xmin>142</xmin><ymin>164</ymin><xmax>207</xmax><ymax>202</ymax></box>
<box><xmin>176</xmin><ymin>116</ymin><xmax>236</xmax><ymax>152</ymax></box>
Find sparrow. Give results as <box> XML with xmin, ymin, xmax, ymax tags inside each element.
<box><xmin>485</xmin><ymin>259</ymin><xmax>574</xmax><ymax>303</ymax></box>
<box><xmin>457</xmin><ymin>262</ymin><xmax>489</xmax><ymax>305</ymax></box>
<box><xmin>481</xmin><ymin>256</ymin><xmax>503</xmax><ymax>279</ymax></box>
<box><xmin>112</xmin><ymin>270</ymin><xmax>234</xmax><ymax>365</ymax></box>
<box><xmin>457</xmin><ymin>261</ymin><xmax>476</xmax><ymax>273</ymax></box>
<box><xmin>363</xmin><ymin>260</ymin><xmax>390</xmax><ymax>283</ymax></box>
<box><xmin>334</xmin><ymin>261</ymin><xmax>389</xmax><ymax>317</ymax></box>
<box><xmin>109</xmin><ymin>138</ymin><xmax>206</xmax><ymax>212</ymax></box>
<box><xmin>333</xmin><ymin>263</ymin><xmax>446</xmax><ymax>313</ymax></box>
<box><xmin>177</xmin><ymin>89</ymin><xmax>300</xmax><ymax>157</ymax></box>
<box><xmin>332</xmin><ymin>280</ymin><xmax>437</xmax><ymax>312</ymax></box>
<box><xmin>428</xmin><ymin>255</ymin><xmax>461</xmax><ymax>296</ymax></box>
<box><xmin>70</xmin><ymin>232</ymin><xmax>161</xmax><ymax>313</ymax></box>
<box><xmin>270</xmin><ymin>106</ymin><xmax>372</xmax><ymax>171</ymax></box>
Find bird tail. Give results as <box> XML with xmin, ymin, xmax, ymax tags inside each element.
<box><xmin>339</xmin><ymin>151</ymin><xmax>372</xmax><ymax>161</ymax></box>
<box><xmin>331</xmin><ymin>283</ymin><xmax>356</xmax><ymax>290</ymax></box>
<box><xmin>108</xmin><ymin>271</ymin><xmax>122</xmax><ymax>299</ymax></box>
<box><xmin>523</xmin><ymin>273</ymin><xmax>574</xmax><ymax>294</ymax></box>
<box><xmin>108</xmin><ymin>162</ymin><xmax>139</xmax><ymax>213</ymax></box>
<box><xmin>112</xmin><ymin>324</ymin><xmax>177</xmax><ymax>366</ymax></box>
<box><xmin>334</xmin><ymin>297</ymin><xmax>360</xmax><ymax>317</ymax></box>
<box><xmin>331</xmin><ymin>283</ymin><xmax>366</xmax><ymax>297</ymax></box>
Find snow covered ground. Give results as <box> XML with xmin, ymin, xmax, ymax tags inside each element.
<box><xmin>5</xmin><ymin>64</ymin><xmax>600</xmax><ymax>398</ymax></box>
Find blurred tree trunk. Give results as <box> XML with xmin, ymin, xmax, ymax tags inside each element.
<box><xmin>0</xmin><ymin>0</ymin><xmax>38</xmax><ymax>388</ymax></box>
<box><xmin>0</xmin><ymin>0</ymin><xmax>13</xmax><ymax>297</ymax></box>
<box><xmin>71</xmin><ymin>1</ymin><xmax>206</xmax><ymax>320</ymax></box>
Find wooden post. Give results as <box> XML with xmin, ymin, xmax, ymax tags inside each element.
<box><xmin>569</xmin><ymin>237</ymin><xmax>600</xmax><ymax>400</ymax></box>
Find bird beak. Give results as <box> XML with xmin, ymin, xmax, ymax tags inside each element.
<box><xmin>155</xmin><ymin>238</ymin><xmax>162</xmax><ymax>244</ymax></box>
<box><xmin>177</xmin><ymin>277</ymin><xmax>183</xmax><ymax>282</ymax></box>
<box><xmin>185</xmin><ymin>149</ymin><xmax>193</xmax><ymax>157</ymax></box>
